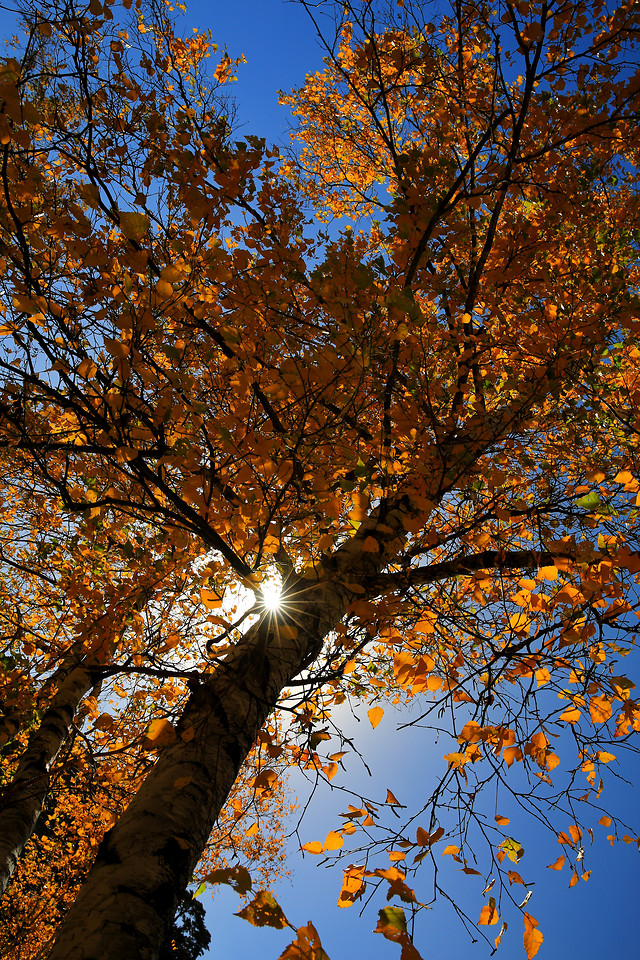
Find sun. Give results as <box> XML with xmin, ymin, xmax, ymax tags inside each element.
<box><xmin>260</xmin><ymin>577</ymin><xmax>283</xmax><ymax>612</ymax></box>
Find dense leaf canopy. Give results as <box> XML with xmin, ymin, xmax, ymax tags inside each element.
<box><xmin>0</xmin><ymin>1</ymin><xmax>639</xmax><ymax>958</ymax></box>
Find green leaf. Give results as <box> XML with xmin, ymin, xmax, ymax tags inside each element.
<box><xmin>500</xmin><ymin>837</ymin><xmax>525</xmax><ymax>863</ymax></box>
<box><xmin>575</xmin><ymin>491</ymin><xmax>600</xmax><ymax>509</ymax></box>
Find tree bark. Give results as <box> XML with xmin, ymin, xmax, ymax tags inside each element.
<box><xmin>46</xmin><ymin>505</ymin><xmax>408</xmax><ymax>960</ymax></box>
<box><xmin>46</xmin><ymin>584</ymin><xmax>345</xmax><ymax>960</ymax></box>
<box><xmin>0</xmin><ymin>657</ymin><xmax>96</xmax><ymax>896</ymax></box>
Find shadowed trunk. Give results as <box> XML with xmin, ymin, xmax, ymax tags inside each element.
<box><xmin>46</xmin><ymin>585</ymin><xmax>344</xmax><ymax>960</ymax></box>
<box><xmin>0</xmin><ymin>657</ymin><xmax>97</xmax><ymax>896</ymax></box>
<box><xmin>46</xmin><ymin>506</ymin><xmax>408</xmax><ymax>960</ymax></box>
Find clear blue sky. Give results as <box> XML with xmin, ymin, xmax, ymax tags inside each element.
<box><xmin>0</xmin><ymin>2</ymin><xmax>638</xmax><ymax>958</ymax></box>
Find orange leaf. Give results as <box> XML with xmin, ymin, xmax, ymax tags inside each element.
<box><xmin>143</xmin><ymin>718</ymin><xmax>176</xmax><ymax>750</ymax></box>
<box><xmin>478</xmin><ymin>898</ymin><xmax>499</xmax><ymax>926</ymax></box>
<box><xmin>279</xmin><ymin>922</ymin><xmax>330</xmax><ymax>960</ymax></box>
<box><xmin>368</xmin><ymin>706</ymin><xmax>384</xmax><ymax>729</ymax></box>
<box><xmin>547</xmin><ymin>855</ymin><xmax>565</xmax><ymax>871</ymax></box>
<box><xmin>415</xmin><ymin>826</ymin><xmax>428</xmax><ymax>846</ymax></box>
<box><xmin>236</xmin><ymin>890</ymin><xmax>288</xmax><ymax>929</ymax></box>
<box><xmin>362</xmin><ymin>536</ymin><xmax>380</xmax><ymax>553</ymax></box>
<box><xmin>589</xmin><ymin>695</ymin><xmax>612</xmax><ymax>724</ymax></box>
<box><xmin>338</xmin><ymin>866</ymin><xmax>365</xmax><ymax>907</ymax></box>
<box><xmin>323</xmin><ymin>830</ymin><xmax>344</xmax><ymax>852</ymax></box>
<box><xmin>559</xmin><ymin>705</ymin><xmax>581</xmax><ymax>724</ymax></box>
<box><xmin>200</xmin><ymin>588</ymin><xmax>222</xmax><ymax>609</ymax></box>
<box><xmin>302</xmin><ymin>841</ymin><xmax>323</xmax><ymax>855</ymax></box>
<box><xmin>523</xmin><ymin>913</ymin><xmax>543</xmax><ymax>959</ymax></box>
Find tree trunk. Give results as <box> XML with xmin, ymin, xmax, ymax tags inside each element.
<box><xmin>46</xmin><ymin>506</ymin><xmax>408</xmax><ymax>960</ymax></box>
<box><xmin>0</xmin><ymin>658</ymin><xmax>96</xmax><ymax>896</ymax></box>
<box><xmin>46</xmin><ymin>580</ymin><xmax>346</xmax><ymax>960</ymax></box>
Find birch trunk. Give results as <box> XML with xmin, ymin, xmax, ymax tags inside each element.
<box><xmin>47</xmin><ymin>583</ymin><xmax>347</xmax><ymax>960</ymax></box>
<box><xmin>0</xmin><ymin>657</ymin><xmax>97</xmax><ymax>896</ymax></box>
<box><xmin>46</xmin><ymin>506</ymin><xmax>408</xmax><ymax>960</ymax></box>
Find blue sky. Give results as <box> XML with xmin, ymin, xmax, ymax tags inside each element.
<box><xmin>205</xmin><ymin>696</ymin><xmax>640</xmax><ymax>960</ymax></box>
<box><xmin>0</xmin><ymin>2</ymin><xmax>638</xmax><ymax>958</ymax></box>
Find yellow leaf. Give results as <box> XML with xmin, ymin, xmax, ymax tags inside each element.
<box><xmin>509</xmin><ymin>612</ymin><xmax>529</xmax><ymax>633</ymax></box>
<box><xmin>442</xmin><ymin>844</ymin><xmax>459</xmax><ymax>856</ymax></box>
<box><xmin>156</xmin><ymin>278</ymin><xmax>174</xmax><ymax>299</ymax></box>
<box><xmin>160</xmin><ymin>263</ymin><xmax>182</xmax><ymax>282</ymax></box>
<box><xmin>236</xmin><ymin>890</ymin><xmax>288</xmax><ymax>929</ymax></box>
<box><xmin>77</xmin><ymin>357</ymin><xmax>98</xmax><ymax>379</ymax></box>
<box><xmin>368</xmin><ymin>706</ymin><xmax>384</xmax><ymax>729</ymax></box>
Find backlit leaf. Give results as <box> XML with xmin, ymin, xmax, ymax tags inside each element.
<box><xmin>523</xmin><ymin>914</ymin><xmax>543</xmax><ymax>959</ymax></box>
<box><xmin>236</xmin><ymin>890</ymin><xmax>288</xmax><ymax>928</ymax></box>
<box><xmin>478</xmin><ymin>897</ymin><xmax>499</xmax><ymax>926</ymax></box>
<box><xmin>368</xmin><ymin>706</ymin><xmax>384</xmax><ymax>729</ymax></box>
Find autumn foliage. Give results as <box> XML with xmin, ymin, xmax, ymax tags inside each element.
<box><xmin>0</xmin><ymin>0</ymin><xmax>639</xmax><ymax>958</ymax></box>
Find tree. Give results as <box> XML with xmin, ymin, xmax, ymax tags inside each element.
<box><xmin>158</xmin><ymin>891</ymin><xmax>211</xmax><ymax>960</ymax></box>
<box><xmin>0</xmin><ymin>0</ymin><xmax>639</xmax><ymax>958</ymax></box>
